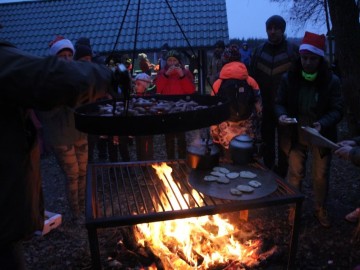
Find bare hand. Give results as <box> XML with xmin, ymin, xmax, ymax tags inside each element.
<box><xmin>337</xmin><ymin>140</ymin><xmax>356</xmax><ymax>147</ymax></box>
<box><xmin>278</xmin><ymin>115</ymin><xmax>297</xmax><ymax>125</ymax></box>
<box><xmin>176</xmin><ymin>67</ymin><xmax>184</xmax><ymax>77</ymax></box>
<box><xmin>166</xmin><ymin>65</ymin><xmax>184</xmax><ymax>77</ymax></box>
<box><xmin>278</xmin><ymin>115</ymin><xmax>288</xmax><ymax>125</ymax></box>
<box><xmin>312</xmin><ymin>122</ymin><xmax>321</xmax><ymax>132</ymax></box>
<box><xmin>334</xmin><ymin>145</ymin><xmax>352</xmax><ymax>160</ymax></box>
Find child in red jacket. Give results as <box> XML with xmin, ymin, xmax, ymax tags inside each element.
<box><xmin>154</xmin><ymin>50</ymin><xmax>196</xmax><ymax>159</ymax></box>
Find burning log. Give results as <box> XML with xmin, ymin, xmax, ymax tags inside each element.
<box><xmin>258</xmin><ymin>245</ymin><xmax>279</xmax><ymax>261</ymax></box>
<box><xmin>114</xmin><ymin>227</ymin><xmax>165</xmax><ymax>268</ymax></box>
<box><xmin>143</xmin><ymin>242</ymin><xmax>165</xmax><ymax>270</ymax></box>
<box><xmin>118</xmin><ymin>227</ymin><xmax>138</xmax><ymax>251</ymax></box>
<box><xmin>208</xmin><ymin>262</ymin><xmax>235</xmax><ymax>270</ymax></box>
<box><xmin>114</xmin><ymin>241</ymin><xmax>143</xmax><ymax>268</ymax></box>
<box><xmin>164</xmin><ymin>236</ymin><xmax>204</xmax><ymax>267</ymax></box>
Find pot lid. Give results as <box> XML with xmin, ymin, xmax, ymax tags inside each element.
<box><xmin>233</xmin><ymin>134</ymin><xmax>253</xmax><ymax>142</ymax></box>
<box><xmin>187</xmin><ymin>144</ymin><xmax>219</xmax><ymax>155</ymax></box>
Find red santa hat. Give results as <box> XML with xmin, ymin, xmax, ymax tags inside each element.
<box><xmin>49</xmin><ymin>36</ymin><xmax>74</xmax><ymax>56</ymax></box>
<box><xmin>299</xmin><ymin>31</ymin><xmax>326</xmax><ymax>57</ymax></box>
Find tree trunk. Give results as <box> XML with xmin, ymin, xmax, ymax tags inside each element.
<box><xmin>328</xmin><ymin>0</ymin><xmax>360</xmax><ymax>135</ymax></box>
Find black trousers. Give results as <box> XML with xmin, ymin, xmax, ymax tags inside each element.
<box><xmin>135</xmin><ymin>136</ymin><xmax>154</xmax><ymax>161</ymax></box>
<box><xmin>261</xmin><ymin>111</ymin><xmax>288</xmax><ymax>178</ymax></box>
<box><xmin>108</xmin><ymin>136</ymin><xmax>130</xmax><ymax>162</ymax></box>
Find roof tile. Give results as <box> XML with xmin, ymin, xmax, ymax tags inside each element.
<box><xmin>1</xmin><ymin>0</ymin><xmax>229</xmax><ymax>56</ymax></box>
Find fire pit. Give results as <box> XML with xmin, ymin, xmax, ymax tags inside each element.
<box><xmin>85</xmin><ymin>160</ymin><xmax>304</xmax><ymax>269</ymax></box>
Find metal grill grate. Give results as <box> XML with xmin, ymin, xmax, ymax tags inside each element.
<box><xmin>85</xmin><ymin>160</ymin><xmax>304</xmax><ymax>269</ymax></box>
<box><xmin>86</xmin><ymin>160</ymin><xmax>301</xmax><ymax>226</ymax></box>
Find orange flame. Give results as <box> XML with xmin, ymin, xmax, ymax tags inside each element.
<box><xmin>135</xmin><ymin>163</ymin><xmax>260</xmax><ymax>269</ymax></box>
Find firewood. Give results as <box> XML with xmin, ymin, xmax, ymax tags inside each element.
<box><xmin>118</xmin><ymin>226</ymin><xmax>139</xmax><ymax>251</ymax></box>
<box><xmin>208</xmin><ymin>262</ymin><xmax>231</xmax><ymax>270</ymax></box>
<box><xmin>144</xmin><ymin>241</ymin><xmax>165</xmax><ymax>270</ymax></box>
<box><xmin>258</xmin><ymin>245</ymin><xmax>279</xmax><ymax>261</ymax></box>
<box><xmin>163</xmin><ymin>236</ymin><xmax>204</xmax><ymax>267</ymax></box>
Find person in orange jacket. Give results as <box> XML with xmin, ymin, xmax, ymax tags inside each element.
<box><xmin>210</xmin><ymin>44</ymin><xmax>262</xmax><ymax>158</ymax></box>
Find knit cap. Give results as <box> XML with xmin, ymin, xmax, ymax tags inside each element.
<box><xmin>166</xmin><ymin>50</ymin><xmax>182</xmax><ymax>63</ymax></box>
<box><xmin>222</xmin><ymin>44</ymin><xmax>241</xmax><ymax>63</ymax></box>
<box><xmin>74</xmin><ymin>45</ymin><xmax>93</xmax><ymax>60</ymax></box>
<box><xmin>266</xmin><ymin>15</ymin><xmax>286</xmax><ymax>33</ymax></box>
<box><xmin>215</xmin><ymin>40</ymin><xmax>225</xmax><ymax>49</ymax></box>
<box><xmin>49</xmin><ymin>36</ymin><xmax>74</xmax><ymax>56</ymax></box>
<box><xmin>75</xmin><ymin>37</ymin><xmax>92</xmax><ymax>49</ymax></box>
<box><xmin>138</xmin><ymin>53</ymin><xmax>148</xmax><ymax>59</ymax></box>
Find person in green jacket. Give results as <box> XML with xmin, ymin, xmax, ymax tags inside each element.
<box><xmin>275</xmin><ymin>31</ymin><xmax>344</xmax><ymax>227</ymax></box>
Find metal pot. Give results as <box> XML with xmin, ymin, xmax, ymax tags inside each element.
<box><xmin>186</xmin><ymin>139</ymin><xmax>220</xmax><ymax>170</ymax></box>
<box><xmin>229</xmin><ymin>134</ymin><xmax>254</xmax><ymax>165</ymax></box>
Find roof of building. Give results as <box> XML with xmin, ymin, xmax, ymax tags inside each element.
<box><xmin>0</xmin><ymin>0</ymin><xmax>229</xmax><ymax>56</ymax></box>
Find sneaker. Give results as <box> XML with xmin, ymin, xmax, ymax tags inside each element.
<box><xmin>314</xmin><ymin>208</ymin><xmax>331</xmax><ymax>228</ymax></box>
<box><xmin>345</xmin><ymin>208</ymin><xmax>360</xmax><ymax>223</ymax></box>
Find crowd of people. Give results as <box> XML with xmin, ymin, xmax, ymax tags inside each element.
<box><xmin>206</xmin><ymin>16</ymin><xmax>359</xmax><ymax>242</ymax></box>
<box><xmin>207</xmin><ymin>15</ymin><xmax>349</xmax><ymax>230</ymax></box>
<box><xmin>1</xmin><ymin>13</ymin><xmax>359</xmax><ymax>270</ymax></box>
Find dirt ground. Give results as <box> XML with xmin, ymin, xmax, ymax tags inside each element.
<box><xmin>23</xmin><ymin>127</ymin><xmax>360</xmax><ymax>270</ymax></box>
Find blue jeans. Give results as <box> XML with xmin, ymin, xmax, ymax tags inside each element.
<box><xmin>287</xmin><ymin>144</ymin><xmax>331</xmax><ymax>209</ymax></box>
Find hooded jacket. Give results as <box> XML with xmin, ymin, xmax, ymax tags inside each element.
<box><xmin>250</xmin><ymin>39</ymin><xmax>299</xmax><ymax>113</ymax></box>
<box><xmin>155</xmin><ymin>65</ymin><xmax>195</xmax><ymax>95</ymax></box>
<box><xmin>212</xmin><ymin>61</ymin><xmax>260</xmax><ymax>94</ymax></box>
<box><xmin>0</xmin><ymin>41</ymin><xmax>112</xmax><ymax>247</ymax></box>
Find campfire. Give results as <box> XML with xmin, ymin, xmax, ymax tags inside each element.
<box><xmin>106</xmin><ymin>163</ymin><xmax>280</xmax><ymax>269</ymax></box>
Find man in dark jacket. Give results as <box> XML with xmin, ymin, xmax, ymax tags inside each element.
<box><xmin>274</xmin><ymin>32</ymin><xmax>344</xmax><ymax>227</ymax></box>
<box><xmin>250</xmin><ymin>15</ymin><xmax>299</xmax><ymax>177</ymax></box>
<box><xmin>0</xmin><ymin>39</ymin><xmax>113</xmax><ymax>269</ymax></box>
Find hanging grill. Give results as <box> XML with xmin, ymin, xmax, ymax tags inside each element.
<box><xmin>74</xmin><ymin>95</ymin><xmax>230</xmax><ymax>135</ymax></box>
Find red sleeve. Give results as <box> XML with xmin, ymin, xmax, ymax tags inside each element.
<box><xmin>180</xmin><ymin>70</ymin><xmax>196</xmax><ymax>94</ymax></box>
<box><xmin>154</xmin><ymin>70</ymin><xmax>168</xmax><ymax>94</ymax></box>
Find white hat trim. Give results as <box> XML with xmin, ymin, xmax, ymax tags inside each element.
<box><xmin>299</xmin><ymin>44</ymin><xmax>324</xmax><ymax>57</ymax></box>
<box><xmin>49</xmin><ymin>39</ymin><xmax>74</xmax><ymax>56</ymax></box>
